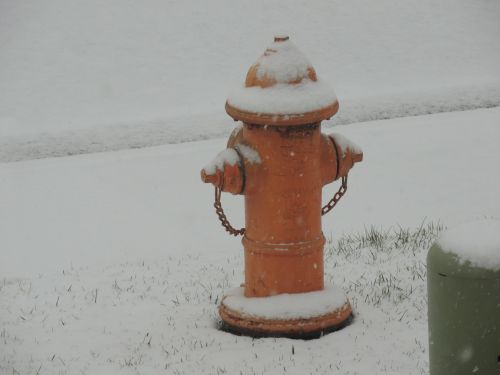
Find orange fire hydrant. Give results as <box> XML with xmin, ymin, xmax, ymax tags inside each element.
<box><xmin>201</xmin><ymin>36</ymin><xmax>363</xmax><ymax>337</ymax></box>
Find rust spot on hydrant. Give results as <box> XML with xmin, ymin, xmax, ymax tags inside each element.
<box><xmin>201</xmin><ymin>36</ymin><xmax>363</xmax><ymax>338</ymax></box>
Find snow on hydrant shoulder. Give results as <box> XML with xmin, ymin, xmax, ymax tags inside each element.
<box><xmin>203</xmin><ymin>148</ymin><xmax>240</xmax><ymax>175</ymax></box>
<box><xmin>330</xmin><ymin>133</ymin><xmax>363</xmax><ymax>157</ymax></box>
<box><xmin>235</xmin><ymin>144</ymin><xmax>261</xmax><ymax>165</ymax></box>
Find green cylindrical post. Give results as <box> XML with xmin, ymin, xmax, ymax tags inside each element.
<box><xmin>427</xmin><ymin>241</ymin><xmax>500</xmax><ymax>375</ymax></box>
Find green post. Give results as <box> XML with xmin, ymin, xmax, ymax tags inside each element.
<box><xmin>427</xmin><ymin>242</ymin><xmax>500</xmax><ymax>374</ymax></box>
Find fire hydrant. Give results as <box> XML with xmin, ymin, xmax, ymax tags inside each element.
<box><xmin>201</xmin><ymin>36</ymin><xmax>363</xmax><ymax>337</ymax></box>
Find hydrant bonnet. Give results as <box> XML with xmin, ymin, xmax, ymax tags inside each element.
<box><xmin>226</xmin><ymin>36</ymin><xmax>339</xmax><ymax>126</ymax></box>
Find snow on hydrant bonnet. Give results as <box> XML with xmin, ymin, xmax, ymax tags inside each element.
<box><xmin>226</xmin><ymin>36</ymin><xmax>339</xmax><ymax>125</ymax></box>
<box><xmin>201</xmin><ymin>35</ymin><xmax>363</xmax><ymax>338</ymax></box>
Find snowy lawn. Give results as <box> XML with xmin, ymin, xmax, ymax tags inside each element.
<box><xmin>1</xmin><ymin>107</ymin><xmax>500</xmax><ymax>374</ymax></box>
<box><xmin>1</xmin><ymin>223</ymin><xmax>440</xmax><ymax>375</ymax></box>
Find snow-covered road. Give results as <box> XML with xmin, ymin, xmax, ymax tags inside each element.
<box><xmin>2</xmin><ymin>0</ymin><xmax>500</xmax><ymax>161</ymax></box>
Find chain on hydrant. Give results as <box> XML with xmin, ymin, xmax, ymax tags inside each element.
<box><xmin>214</xmin><ymin>185</ymin><xmax>245</xmax><ymax>236</ymax></box>
<box><xmin>321</xmin><ymin>175</ymin><xmax>348</xmax><ymax>216</ymax></box>
<box><xmin>214</xmin><ymin>175</ymin><xmax>348</xmax><ymax>236</ymax></box>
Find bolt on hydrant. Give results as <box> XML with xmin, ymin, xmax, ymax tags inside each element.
<box><xmin>201</xmin><ymin>36</ymin><xmax>363</xmax><ymax>338</ymax></box>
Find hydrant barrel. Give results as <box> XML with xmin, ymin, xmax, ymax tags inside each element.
<box><xmin>242</xmin><ymin>124</ymin><xmax>324</xmax><ymax>297</ymax></box>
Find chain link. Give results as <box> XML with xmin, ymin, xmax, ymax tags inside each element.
<box><xmin>321</xmin><ymin>175</ymin><xmax>348</xmax><ymax>216</ymax></box>
<box><xmin>214</xmin><ymin>186</ymin><xmax>245</xmax><ymax>236</ymax></box>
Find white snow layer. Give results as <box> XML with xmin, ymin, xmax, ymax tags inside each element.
<box><xmin>255</xmin><ymin>39</ymin><xmax>312</xmax><ymax>84</ymax></box>
<box><xmin>222</xmin><ymin>286</ymin><xmax>347</xmax><ymax>319</ymax></box>
<box><xmin>1</xmin><ymin>0</ymin><xmax>500</xmax><ymax>159</ymax></box>
<box><xmin>227</xmin><ymin>79</ymin><xmax>337</xmax><ymax>114</ymax></box>
<box><xmin>2</xmin><ymin>108</ymin><xmax>500</xmax><ymax>374</ymax></box>
<box><xmin>230</xmin><ymin>123</ymin><xmax>244</xmax><ymax>139</ymax></box>
<box><xmin>0</xmin><ymin>225</ymin><xmax>437</xmax><ymax>375</ymax></box>
<box><xmin>202</xmin><ymin>145</ymin><xmax>260</xmax><ymax>175</ymax></box>
<box><xmin>438</xmin><ymin>219</ymin><xmax>500</xmax><ymax>271</ymax></box>
<box><xmin>330</xmin><ymin>132</ymin><xmax>363</xmax><ymax>157</ymax></box>
<box><xmin>2</xmin><ymin>107</ymin><xmax>500</xmax><ymax>280</ymax></box>
<box><xmin>235</xmin><ymin>144</ymin><xmax>261</xmax><ymax>165</ymax></box>
<box><xmin>228</xmin><ymin>37</ymin><xmax>336</xmax><ymax>115</ymax></box>
<box><xmin>203</xmin><ymin>148</ymin><xmax>240</xmax><ymax>174</ymax></box>
<box><xmin>3</xmin><ymin>85</ymin><xmax>500</xmax><ymax>163</ymax></box>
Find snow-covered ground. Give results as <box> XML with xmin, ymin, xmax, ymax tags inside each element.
<box><xmin>1</xmin><ymin>225</ymin><xmax>439</xmax><ymax>375</ymax></box>
<box><xmin>1</xmin><ymin>107</ymin><xmax>500</xmax><ymax>374</ymax></box>
<box><xmin>2</xmin><ymin>2</ymin><xmax>500</xmax><ymax>371</ymax></box>
<box><xmin>1</xmin><ymin>0</ymin><xmax>500</xmax><ymax>161</ymax></box>
<box><xmin>2</xmin><ymin>107</ymin><xmax>500</xmax><ymax>279</ymax></box>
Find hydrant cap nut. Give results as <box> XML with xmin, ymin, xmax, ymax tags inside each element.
<box><xmin>226</xmin><ymin>36</ymin><xmax>339</xmax><ymax>126</ymax></box>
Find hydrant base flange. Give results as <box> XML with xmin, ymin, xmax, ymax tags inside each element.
<box><xmin>218</xmin><ymin>286</ymin><xmax>353</xmax><ymax>338</ymax></box>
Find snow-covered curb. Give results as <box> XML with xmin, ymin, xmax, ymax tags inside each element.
<box><xmin>1</xmin><ymin>84</ymin><xmax>500</xmax><ymax>163</ymax></box>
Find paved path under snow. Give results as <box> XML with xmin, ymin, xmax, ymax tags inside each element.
<box><xmin>1</xmin><ymin>107</ymin><xmax>500</xmax><ymax>279</ymax></box>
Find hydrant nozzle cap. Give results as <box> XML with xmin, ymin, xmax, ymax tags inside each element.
<box><xmin>225</xmin><ymin>36</ymin><xmax>339</xmax><ymax>126</ymax></box>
